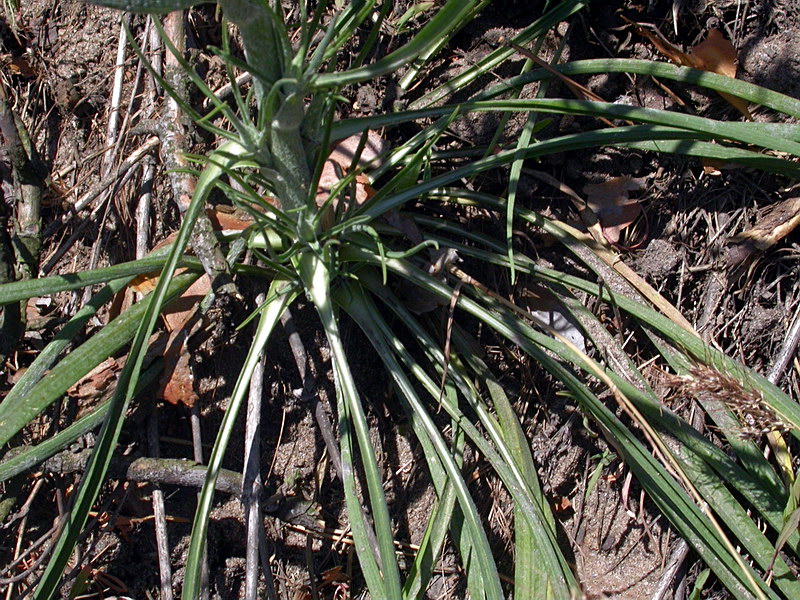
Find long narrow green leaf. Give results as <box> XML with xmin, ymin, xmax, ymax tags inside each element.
<box><xmin>337</xmin><ymin>281</ymin><xmax>506</xmax><ymax>600</ymax></box>
<box><xmin>354</xmin><ymin>269</ymin><xmax>579</xmax><ymax>595</ymax></box>
<box><xmin>336</xmin><ymin>99</ymin><xmax>800</xmax><ymax>155</ymax></box>
<box><xmin>314</xmin><ymin>0</ymin><xmax>477</xmax><ymax>87</ymax></box>
<box><xmin>0</xmin><ymin>274</ymin><xmax>194</xmax><ymax>449</ymax></box>
<box><xmin>357</xmin><ymin>127</ymin><xmax>720</xmax><ymax>217</ymax></box>
<box><xmin>0</xmin><ymin>362</ymin><xmax>162</xmax><ymax>482</ymax></box>
<box><xmin>182</xmin><ymin>279</ymin><xmax>297</xmax><ymax>599</ymax></box>
<box><xmin>398</xmin><ymin>0</ymin><xmax>491</xmax><ymax>90</ymax></box>
<box><xmin>401</xmin><ymin>380</ymin><xmax>468</xmax><ymax>600</ymax></box>
<box><xmin>409</xmin><ymin>0</ymin><xmax>590</xmax><ymax>108</ymax></box>
<box><xmin>34</xmin><ymin>142</ymin><xmax>247</xmax><ymax>600</ymax></box>
<box><xmin>455</xmin><ymin>331</ymin><xmax>559</xmax><ymax>598</ymax></box>
<box><xmin>300</xmin><ymin>253</ymin><xmax>402</xmax><ymax>598</ymax></box>
<box><xmin>0</xmin><ymin>278</ymin><xmax>129</xmax><ymax>409</ymax></box>
<box><xmin>417</xmin><ymin>220</ymin><xmax>796</xmax><ymax>553</ymax></box>
<box><xmin>0</xmin><ymin>255</ymin><xmax>181</xmax><ymax>306</ymax></box>
<box><xmin>346</xmin><ymin>248</ymin><xmax>776</xmax><ymax>599</ymax></box>
<box><xmin>475</xmin><ymin>59</ymin><xmax>800</xmax><ymax>118</ymax></box>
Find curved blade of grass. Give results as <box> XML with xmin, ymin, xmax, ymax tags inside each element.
<box><xmin>34</xmin><ymin>142</ymin><xmax>247</xmax><ymax>600</ymax></box>
<box><xmin>86</xmin><ymin>0</ymin><xmax>200</xmax><ymax>13</ymax></box>
<box><xmin>398</xmin><ymin>0</ymin><xmax>491</xmax><ymax>90</ymax></box>
<box><xmin>420</xmin><ymin>222</ymin><xmax>796</xmax><ymax>553</ymax></box>
<box><xmin>298</xmin><ymin>252</ymin><xmax>402</xmax><ymax>598</ymax></box>
<box><xmin>619</xmin><ymin>139</ymin><xmax>800</xmax><ymax>176</ymax></box>
<box><xmin>0</xmin><ymin>254</ymin><xmax>184</xmax><ymax>306</ymax></box>
<box><xmin>28</xmin><ymin>273</ymin><xmax>197</xmax><ymax>599</ymax></box>
<box><xmin>338</xmin><ymin>113</ymin><xmax>799</xmax><ymax>180</ymax></box>
<box><xmin>401</xmin><ymin>382</ymin><xmax>469</xmax><ymax>600</ymax></box>
<box><xmin>0</xmin><ymin>362</ymin><xmax>162</xmax><ymax>482</ymax></box>
<box><xmin>314</xmin><ymin>0</ymin><xmax>477</xmax><ymax>88</ymax></box>
<box><xmin>454</xmin><ymin>329</ymin><xmax>558</xmax><ymax>598</ymax></box>
<box><xmin>337</xmin><ymin>280</ymin><xmax>506</xmax><ymax>600</ymax></box>
<box><xmin>181</xmin><ymin>278</ymin><xmax>297</xmax><ymax>599</ymax></box>
<box><xmin>0</xmin><ymin>277</ymin><xmax>130</xmax><ymax>406</ymax></box>
<box><xmin>354</xmin><ymin>268</ymin><xmax>579</xmax><ymax>595</ymax></box>
<box><xmin>347</xmin><ymin>248</ymin><xmax>775</xmax><ymax>599</ymax></box>
<box><xmin>336</xmin><ymin>99</ymin><xmax>800</xmax><ymax>156</ymax></box>
<box><xmin>476</xmin><ymin>59</ymin><xmax>800</xmax><ymax>118</ymax></box>
<box><xmin>356</xmin><ymin>126</ymin><xmax>724</xmax><ymax>218</ymax></box>
<box><xmin>0</xmin><ymin>273</ymin><xmax>195</xmax><ymax>450</ymax></box>
<box><xmin>409</xmin><ymin>0</ymin><xmax>590</xmax><ymax>109</ymax></box>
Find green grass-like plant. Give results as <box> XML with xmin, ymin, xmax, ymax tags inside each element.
<box><xmin>2</xmin><ymin>1</ymin><xmax>800</xmax><ymax>599</ymax></box>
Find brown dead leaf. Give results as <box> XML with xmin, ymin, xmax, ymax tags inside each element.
<box><xmin>205</xmin><ymin>205</ymin><xmax>255</xmax><ymax>232</ymax></box>
<box><xmin>158</xmin><ymin>327</ymin><xmax>199</xmax><ymax>407</ymax></box>
<box><xmin>583</xmin><ymin>177</ymin><xmax>643</xmax><ymax>244</ymax></box>
<box><xmin>624</xmin><ymin>18</ymin><xmax>692</xmax><ymax>65</ymax></box>
<box><xmin>128</xmin><ymin>267</ymin><xmax>210</xmax><ymax>408</ymax></box>
<box><xmin>157</xmin><ymin>273</ymin><xmax>212</xmax><ymax>407</ymax></box>
<box><xmin>690</xmin><ymin>29</ymin><xmax>736</xmax><ymax>78</ymax></box>
<box><xmin>626</xmin><ymin>19</ymin><xmax>751</xmax><ymax>119</ymax></box>
<box><xmin>553</xmin><ymin>496</ymin><xmax>572</xmax><ymax>512</ymax></box>
<box><xmin>702</xmin><ymin>157</ymin><xmax>727</xmax><ymax>175</ymax></box>
<box><xmin>162</xmin><ymin>274</ymin><xmax>211</xmax><ymax>333</ymax></box>
<box><xmin>68</xmin><ymin>358</ymin><xmax>121</xmax><ymax>401</ymax></box>
<box><xmin>4</xmin><ymin>55</ymin><xmax>37</xmax><ymax>78</ymax></box>
<box><xmin>689</xmin><ymin>29</ymin><xmax>751</xmax><ymax>119</ymax></box>
<box><xmin>321</xmin><ymin>565</ymin><xmax>348</xmax><ymax>586</ymax></box>
<box><xmin>316</xmin><ymin>131</ymin><xmax>387</xmax><ymax>228</ymax></box>
<box><xmin>327</xmin><ymin>131</ymin><xmax>387</xmax><ymax>171</ymax></box>
<box><xmin>128</xmin><ymin>231</ymin><xmax>180</xmax><ymax>296</ymax></box>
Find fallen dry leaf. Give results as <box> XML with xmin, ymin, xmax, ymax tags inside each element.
<box><xmin>204</xmin><ymin>205</ymin><xmax>256</xmax><ymax>232</ymax></box>
<box><xmin>157</xmin><ymin>276</ymin><xmax>212</xmax><ymax>407</ymax></box>
<box><xmin>624</xmin><ymin>17</ymin><xmax>692</xmax><ymax>65</ymax></box>
<box><xmin>162</xmin><ymin>274</ymin><xmax>211</xmax><ymax>333</ymax></box>
<box><xmin>627</xmin><ymin>19</ymin><xmax>751</xmax><ymax>119</ymax></box>
<box><xmin>68</xmin><ymin>358</ymin><xmax>123</xmax><ymax>417</ymax></box>
<box><xmin>583</xmin><ymin>177</ymin><xmax>644</xmax><ymax>244</ymax></box>
<box><xmin>328</xmin><ymin>130</ymin><xmax>387</xmax><ymax>170</ymax></box>
<box><xmin>128</xmin><ymin>258</ymin><xmax>211</xmax><ymax>407</ymax></box>
<box><xmin>68</xmin><ymin>358</ymin><xmax>121</xmax><ymax>400</ymax></box>
<box><xmin>689</xmin><ymin>29</ymin><xmax>751</xmax><ymax>119</ymax></box>
<box><xmin>316</xmin><ymin>131</ymin><xmax>387</xmax><ymax>227</ymax></box>
<box><xmin>690</xmin><ymin>29</ymin><xmax>736</xmax><ymax>78</ymax></box>
<box><xmin>4</xmin><ymin>55</ymin><xmax>37</xmax><ymax>78</ymax></box>
<box><xmin>159</xmin><ymin>327</ymin><xmax>199</xmax><ymax>407</ymax></box>
<box><xmin>553</xmin><ymin>496</ymin><xmax>572</xmax><ymax>512</ymax></box>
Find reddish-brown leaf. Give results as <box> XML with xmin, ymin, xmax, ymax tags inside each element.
<box><xmin>68</xmin><ymin>358</ymin><xmax>120</xmax><ymax>400</ymax></box>
<box><xmin>627</xmin><ymin>19</ymin><xmax>752</xmax><ymax>119</ymax></box>
<box><xmin>158</xmin><ymin>328</ymin><xmax>199</xmax><ymax>407</ymax></box>
<box><xmin>583</xmin><ymin>177</ymin><xmax>643</xmax><ymax>244</ymax></box>
<box><xmin>689</xmin><ymin>29</ymin><xmax>751</xmax><ymax>118</ymax></box>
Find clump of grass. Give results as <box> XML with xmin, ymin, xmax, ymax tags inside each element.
<box><xmin>1</xmin><ymin>1</ymin><xmax>800</xmax><ymax>599</ymax></box>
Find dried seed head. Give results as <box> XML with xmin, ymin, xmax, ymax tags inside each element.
<box><xmin>671</xmin><ymin>364</ymin><xmax>790</xmax><ymax>439</ymax></box>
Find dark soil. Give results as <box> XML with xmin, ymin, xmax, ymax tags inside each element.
<box><xmin>2</xmin><ymin>0</ymin><xmax>800</xmax><ymax>599</ymax></box>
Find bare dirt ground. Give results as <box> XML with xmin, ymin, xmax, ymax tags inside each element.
<box><xmin>2</xmin><ymin>0</ymin><xmax>800</xmax><ymax>598</ymax></box>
